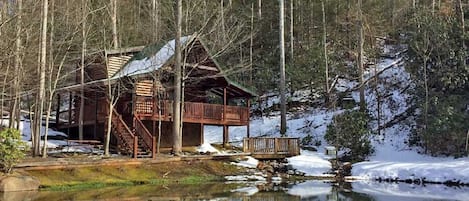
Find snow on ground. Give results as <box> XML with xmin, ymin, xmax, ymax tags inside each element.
<box><xmin>230</xmin><ymin>156</ymin><xmax>259</xmax><ymax>169</ymax></box>
<box><xmin>287</xmin><ymin>150</ymin><xmax>333</xmax><ymax>177</ymax></box>
<box><xmin>212</xmin><ymin>47</ymin><xmax>469</xmax><ymax>184</ymax></box>
<box><xmin>345</xmin><ymin>52</ymin><xmax>469</xmax><ymax>184</ymax></box>
<box><xmin>195</xmin><ymin>143</ymin><xmax>221</xmax><ymax>154</ymax></box>
<box><xmin>204</xmin><ymin>108</ymin><xmax>335</xmax><ymax>177</ymax></box>
<box><xmin>1</xmin><ymin>118</ymin><xmax>101</xmax><ymax>153</ymax></box>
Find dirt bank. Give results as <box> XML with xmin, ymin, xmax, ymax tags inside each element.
<box><xmin>20</xmin><ymin>159</ymin><xmax>246</xmax><ymax>190</ymax></box>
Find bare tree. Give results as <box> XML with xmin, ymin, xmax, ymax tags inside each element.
<box><xmin>358</xmin><ymin>0</ymin><xmax>366</xmax><ymax>112</ymax></box>
<box><xmin>33</xmin><ymin>0</ymin><xmax>49</xmax><ymax>156</ymax></box>
<box><xmin>151</xmin><ymin>0</ymin><xmax>159</xmax><ymax>42</ymax></box>
<box><xmin>111</xmin><ymin>0</ymin><xmax>118</xmax><ymax>49</ymax></box>
<box><xmin>258</xmin><ymin>0</ymin><xmax>262</xmax><ymax>18</ymax></box>
<box><xmin>172</xmin><ymin>0</ymin><xmax>183</xmax><ymax>155</ymax></box>
<box><xmin>322</xmin><ymin>0</ymin><xmax>330</xmax><ymax>103</ymax></box>
<box><xmin>42</xmin><ymin>0</ymin><xmax>55</xmax><ymax>158</ymax></box>
<box><xmin>279</xmin><ymin>0</ymin><xmax>287</xmax><ymax>135</ymax></box>
<box><xmin>79</xmin><ymin>0</ymin><xmax>87</xmax><ymax>141</ymax></box>
<box><xmin>289</xmin><ymin>0</ymin><xmax>294</xmax><ymax>60</ymax></box>
<box><xmin>456</xmin><ymin>0</ymin><xmax>465</xmax><ymax>50</ymax></box>
<box><xmin>220</xmin><ymin>0</ymin><xmax>225</xmax><ymax>41</ymax></box>
<box><xmin>11</xmin><ymin>0</ymin><xmax>22</xmax><ymax>129</ymax></box>
<box><xmin>250</xmin><ymin>3</ymin><xmax>254</xmax><ymax>84</ymax></box>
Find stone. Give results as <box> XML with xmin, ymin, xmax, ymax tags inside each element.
<box><xmin>0</xmin><ymin>176</ymin><xmax>40</xmax><ymax>192</ymax></box>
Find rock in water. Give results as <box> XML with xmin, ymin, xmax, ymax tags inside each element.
<box><xmin>0</xmin><ymin>176</ymin><xmax>40</xmax><ymax>192</ymax></box>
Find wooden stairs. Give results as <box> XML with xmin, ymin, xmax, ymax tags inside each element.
<box><xmin>107</xmin><ymin>108</ymin><xmax>156</xmax><ymax>158</ymax></box>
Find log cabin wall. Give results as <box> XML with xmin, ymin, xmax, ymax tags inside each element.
<box><xmin>72</xmin><ymin>91</ymin><xmax>109</xmax><ymax>125</ymax></box>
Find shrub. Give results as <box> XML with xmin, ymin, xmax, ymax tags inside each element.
<box><xmin>0</xmin><ymin>129</ymin><xmax>26</xmax><ymax>174</ymax></box>
<box><xmin>325</xmin><ymin>110</ymin><xmax>373</xmax><ymax>162</ymax></box>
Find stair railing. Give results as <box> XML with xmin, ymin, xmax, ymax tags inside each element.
<box><xmin>133</xmin><ymin>115</ymin><xmax>156</xmax><ymax>158</ymax></box>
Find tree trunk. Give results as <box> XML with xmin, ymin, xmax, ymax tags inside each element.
<box><xmin>79</xmin><ymin>0</ymin><xmax>87</xmax><ymax>141</ymax></box>
<box><xmin>279</xmin><ymin>0</ymin><xmax>287</xmax><ymax>135</ymax></box>
<box><xmin>250</xmin><ymin>3</ymin><xmax>254</xmax><ymax>84</ymax></box>
<box><xmin>11</xmin><ymin>0</ymin><xmax>22</xmax><ymax>129</ymax></box>
<box><xmin>43</xmin><ymin>0</ymin><xmax>55</xmax><ymax>158</ymax></box>
<box><xmin>457</xmin><ymin>0</ymin><xmax>465</xmax><ymax>49</ymax></box>
<box><xmin>322</xmin><ymin>0</ymin><xmax>330</xmax><ymax>104</ymax></box>
<box><xmin>423</xmin><ymin>55</ymin><xmax>429</xmax><ymax>153</ymax></box>
<box><xmin>358</xmin><ymin>0</ymin><xmax>366</xmax><ymax>112</ymax></box>
<box><xmin>258</xmin><ymin>0</ymin><xmax>262</xmax><ymax>18</ymax></box>
<box><xmin>111</xmin><ymin>0</ymin><xmax>118</xmax><ymax>49</ymax></box>
<box><xmin>151</xmin><ymin>0</ymin><xmax>159</xmax><ymax>42</ymax></box>
<box><xmin>432</xmin><ymin>0</ymin><xmax>436</xmax><ymax>15</ymax></box>
<box><xmin>172</xmin><ymin>0</ymin><xmax>183</xmax><ymax>155</ymax></box>
<box><xmin>290</xmin><ymin>0</ymin><xmax>294</xmax><ymax>60</ymax></box>
<box><xmin>220</xmin><ymin>0</ymin><xmax>225</xmax><ymax>41</ymax></box>
<box><xmin>34</xmin><ymin>0</ymin><xmax>48</xmax><ymax>156</ymax></box>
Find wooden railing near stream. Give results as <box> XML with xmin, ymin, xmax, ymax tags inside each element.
<box><xmin>243</xmin><ymin>137</ymin><xmax>301</xmax><ymax>159</ymax></box>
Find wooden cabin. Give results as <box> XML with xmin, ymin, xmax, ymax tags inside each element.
<box><xmin>55</xmin><ymin>35</ymin><xmax>256</xmax><ymax>157</ymax></box>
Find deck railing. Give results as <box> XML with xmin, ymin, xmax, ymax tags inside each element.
<box><xmin>135</xmin><ymin>97</ymin><xmax>249</xmax><ymax>125</ymax></box>
<box><xmin>243</xmin><ymin>137</ymin><xmax>301</xmax><ymax>158</ymax></box>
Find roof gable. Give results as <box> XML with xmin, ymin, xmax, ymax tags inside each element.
<box><xmin>113</xmin><ymin>35</ymin><xmax>256</xmax><ymax>98</ymax></box>
<box><xmin>112</xmin><ymin>35</ymin><xmax>194</xmax><ymax>79</ymax></box>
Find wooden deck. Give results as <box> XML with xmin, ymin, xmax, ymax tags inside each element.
<box><xmin>135</xmin><ymin>97</ymin><xmax>250</xmax><ymax>126</ymax></box>
<box><xmin>243</xmin><ymin>137</ymin><xmax>301</xmax><ymax>159</ymax></box>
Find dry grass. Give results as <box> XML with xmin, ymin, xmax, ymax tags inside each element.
<box><xmin>25</xmin><ymin>160</ymin><xmax>244</xmax><ymax>190</ymax></box>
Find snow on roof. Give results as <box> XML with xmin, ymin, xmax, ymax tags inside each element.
<box><xmin>112</xmin><ymin>35</ymin><xmax>193</xmax><ymax>79</ymax></box>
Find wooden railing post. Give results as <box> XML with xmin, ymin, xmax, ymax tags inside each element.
<box><xmin>243</xmin><ymin>138</ymin><xmax>248</xmax><ymax>153</ymax></box>
<box><xmin>274</xmin><ymin>138</ymin><xmax>279</xmax><ymax>154</ymax></box>
<box><xmin>133</xmin><ymin>136</ymin><xmax>138</xmax><ymax>159</ymax></box>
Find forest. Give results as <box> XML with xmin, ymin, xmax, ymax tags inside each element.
<box><xmin>0</xmin><ymin>0</ymin><xmax>468</xmax><ymax>160</ymax></box>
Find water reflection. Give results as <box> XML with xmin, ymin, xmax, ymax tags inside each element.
<box><xmin>1</xmin><ymin>181</ymin><xmax>468</xmax><ymax>201</ymax></box>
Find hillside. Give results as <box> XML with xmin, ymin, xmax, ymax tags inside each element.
<box><xmin>204</xmin><ymin>51</ymin><xmax>469</xmax><ymax>184</ymax></box>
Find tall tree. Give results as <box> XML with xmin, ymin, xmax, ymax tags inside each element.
<box><xmin>33</xmin><ymin>0</ymin><xmax>49</xmax><ymax>156</ymax></box>
<box><xmin>322</xmin><ymin>0</ymin><xmax>330</xmax><ymax>103</ymax></box>
<box><xmin>79</xmin><ymin>0</ymin><xmax>87</xmax><ymax>141</ymax></box>
<box><xmin>358</xmin><ymin>0</ymin><xmax>366</xmax><ymax>112</ymax></box>
<box><xmin>151</xmin><ymin>0</ymin><xmax>159</xmax><ymax>42</ymax></box>
<box><xmin>11</xmin><ymin>0</ymin><xmax>22</xmax><ymax>129</ymax></box>
<box><xmin>289</xmin><ymin>0</ymin><xmax>294</xmax><ymax>60</ymax></box>
<box><xmin>111</xmin><ymin>0</ymin><xmax>118</xmax><ymax>49</ymax></box>
<box><xmin>279</xmin><ymin>0</ymin><xmax>287</xmax><ymax>135</ymax></box>
<box><xmin>172</xmin><ymin>0</ymin><xmax>183</xmax><ymax>155</ymax></box>
<box><xmin>42</xmin><ymin>0</ymin><xmax>55</xmax><ymax>158</ymax></box>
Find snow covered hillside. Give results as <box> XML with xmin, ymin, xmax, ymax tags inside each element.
<box><xmin>204</xmin><ymin>48</ymin><xmax>469</xmax><ymax>184</ymax></box>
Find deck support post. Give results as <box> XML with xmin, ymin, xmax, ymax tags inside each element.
<box><xmin>133</xmin><ymin>136</ymin><xmax>138</xmax><ymax>159</ymax></box>
<box><xmin>55</xmin><ymin>94</ymin><xmax>61</xmax><ymax>127</ymax></box>
<box><xmin>247</xmin><ymin>98</ymin><xmax>250</xmax><ymax>138</ymax></box>
<box><xmin>67</xmin><ymin>92</ymin><xmax>72</xmax><ymax>136</ymax></box>
<box><xmin>94</xmin><ymin>91</ymin><xmax>98</xmax><ymax>139</ymax></box>
<box><xmin>223</xmin><ymin>125</ymin><xmax>229</xmax><ymax>147</ymax></box>
<box><xmin>200</xmin><ymin>123</ymin><xmax>204</xmax><ymax>145</ymax></box>
<box><xmin>223</xmin><ymin>87</ymin><xmax>229</xmax><ymax>147</ymax></box>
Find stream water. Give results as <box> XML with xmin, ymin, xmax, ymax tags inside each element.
<box><xmin>1</xmin><ymin>180</ymin><xmax>468</xmax><ymax>201</ymax></box>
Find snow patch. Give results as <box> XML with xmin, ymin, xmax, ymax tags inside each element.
<box><xmin>195</xmin><ymin>143</ymin><xmax>220</xmax><ymax>154</ymax></box>
<box><xmin>231</xmin><ymin>156</ymin><xmax>259</xmax><ymax>169</ymax></box>
<box><xmin>287</xmin><ymin>150</ymin><xmax>333</xmax><ymax>177</ymax></box>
